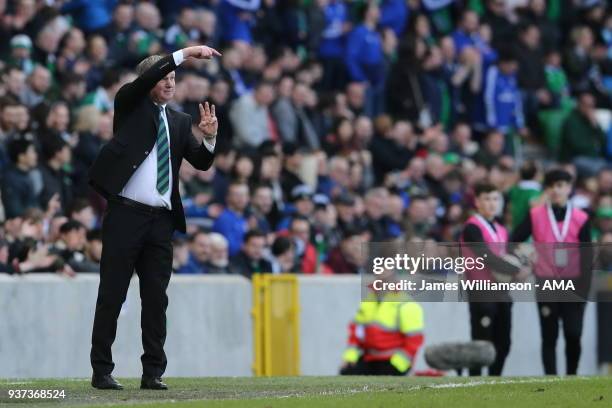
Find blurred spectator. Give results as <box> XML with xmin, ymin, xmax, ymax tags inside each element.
<box><xmin>2</xmin><ymin>136</ymin><xmax>40</xmax><ymax>218</ymax></box>
<box><xmin>213</xmin><ymin>182</ymin><xmax>250</xmax><ymax>256</ymax></box>
<box><xmin>310</xmin><ymin>0</ymin><xmax>350</xmax><ymax>90</ymax></box>
<box><xmin>39</xmin><ymin>133</ymin><xmax>73</xmax><ymax>213</ymax></box>
<box><xmin>560</xmin><ymin>92</ymin><xmax>608</xmax><ymax>176</ymax></box>
<box><xmin>229</xmin><ymin>229</ymin><xmax>272</xmax><ymax>278</ymax></box>
<box><xmin>270</xmin><ymin>235</ymin><xmax>295</xmax><ymax>274</ymax></box>
<box><xmin>346</xmin><ymin>3</ymin><xmax>386</xmax><ymax>117</ymax></box>
<box><xmin>129</xmin><ymin>2</ymin><xmax>163</xmax><ymax>59</ymax></box>
<box><xmin>22</xmin><ymin>65</ymin><xmax>52</xmax><ymax>108</ymax></box>
<box><xmin>164</xmin><ymin>8</ymin><xmax>200</xmax><ymax>51</ymax></box>
<box><xmin>311</xmin><ymin>193</ymin><xmax>340</xmax><ymax>264</ymax></box>
<box><xmin>250</xmin><ymin>184</ymin><xmax>274</xmax><ymax>234</ymax></box>
<box><xmin>513</xmin><ymin>23</ymin><xmax>551</xmax><ymax>123</ymax></box>
<box><xmin>288</xmin><ymin>215</ymin><xmax>317</xmax><ymax>274</ymax></box>
<box><xmin>205</xmin><ymin>232</ymin><xmax>230</xmax><ymax>274</ymax></box>
<box><xmin>229</xmin><ymin>81</ymin><xmax>276</xmax><ymax>149</ymax></box>
<box><xmin>9</xmin><ymin>34</ymin><xmax>34</xmax><ymax>75</ymax></box>
<box><xmin>176</xmin><ymin>231</ymin><xmax>210</xmax><ymax>274</ymax></box>
<box><xmin>484</xmin><ymin>50</ymin><xmax>525</xmax><ymax>150</ymax></box>
<box><xmin>85</xmin><ymin>228</ymin><xmax>103</xmax><ymax>266</ymax></box>
<box><xmin>508</xmin><ymin>161</ymin><xmax>542</xmax><ymax>228</ymax></box>
<box><xmin>325</xmin><ymin>226</ymin><xmax>366</xmax><ymax>274</ymax></box>
<box><xmin>272</xmin><ymin>81</ymin><xmax>320</xmax><ymax>149</ymax></box>
<box><xmin>219</xmin><ymin>0</ymin><xmax>261</xmax><ymax>45</ymax></box>
<box><xmin>50</xmin><ymin>219</ymin><xmax>97</xmax><ymax>273</ymax></box>
<box><xmin>60</xmin><ymin>0</ymin><xmax>114</xmax><ymax>34</ymax></box>
<box><xmin>68</xmin><ymin>199</ymin><xmax>97</xmax><ymax>230</ymax></box>
<box><xmin>172</xmin><ymin>237</ymin><xmax>190</xmax><ymax>274</ymax></box>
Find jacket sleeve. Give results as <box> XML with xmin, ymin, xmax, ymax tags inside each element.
<box><xmin>390</xmin><ymin>302</ymin><xmax>424</xmax><ymax>373</ymax></box>
<box><xmin>114</xmin><ymin>54</ymin><xmax>178</xmax><ymax>131</ymax></box>
<box><xmin>484</xmin><ymin>66</ymin><xmax>498</xmax><ymax>129</ymax></box>
<box><xmin>342</xmin><ymin>303</ymin><xmax>367</xmax><ymax>363</ymax></box>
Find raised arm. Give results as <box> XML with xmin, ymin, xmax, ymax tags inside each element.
<box><xmin>114</xmin><ymin>46</ymin><xmax>221</xmax><ymax>130</ymax></box>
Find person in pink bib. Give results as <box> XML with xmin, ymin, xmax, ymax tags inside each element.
<box><xmin>460</xmin><ymin>183</ymin><xmax>528</xmax><ymax>376</ymax></box>
<box><xmin>511</xmin><ymin>169</ymin><xmax>592</xmax><ymax>375</ymax></box>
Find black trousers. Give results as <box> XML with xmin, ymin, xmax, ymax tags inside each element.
<box><xmin>468</xmin><ymin>302</ymin><xmax>512</xmax><ymax>376</ymax></box>
<box><xmin>339</xmin><ymin>358</ymin><xmax>403</xmax><ymax>376</ymax></box>
<box><xmin>91</xmin><ymin>200</ymin><xmax>174</xmax><ymax>378</ymax></box>
<box><xmin>537</xmin><ymin>301</ymin><xmax>586</xmax><ymax>375</ymax></box>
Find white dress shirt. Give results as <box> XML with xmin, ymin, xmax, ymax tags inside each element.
<box><xmin>120</xmin><ymin>50</ymin><xmax>215</xmax><ymax>209</ymax></box>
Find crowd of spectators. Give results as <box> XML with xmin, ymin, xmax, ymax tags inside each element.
<box><xmin>2</xmin><ymin>0</ymin><xmax>612</xmax><ymax>278</ymax></box>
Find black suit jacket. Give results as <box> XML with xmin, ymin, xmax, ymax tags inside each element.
<box><xmin>89</xmin><ymin>54</ymin><xmax>215</xmax><ymax>233</ymax></box>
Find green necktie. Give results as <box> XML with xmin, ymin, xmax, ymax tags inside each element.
<box><xmin>156</xmin><ymin>106</ymin><xmax>170</xmax><ymax>195</ymax></box>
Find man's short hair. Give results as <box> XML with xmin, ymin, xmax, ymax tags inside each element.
<box><xmin>474</xmin><ymin>182</ymin><xmax>498</xmax><ymax>197</ymax></box>
<box><xmin>543</xmin><ymin>169</ymin><xmax>573</xmax><ymax>187</ymax></box>
<box><xmin>7</xmin><ymin>137</ymin><xmax>34</xmax><ymax>164</ymax></box>
<box><xmin>189</xmin><ymin>229</ymin><xmax>208</xmax><ymax>242</ymax></box>
<box><xmin>244</xmin><ymin>229</ymin><xmax>266</xmax><ymax>242</ymax></box>
<box><xmin>69</xmin><ymin>198</ymin><xmax>92</xmax><ymax>215</ymax></box>
<box><xmin>60</xmin><ymin>220</ymin><xmax>85</xmax><ymax>234</ymax></box>
<box><xmin>135</xmin><ymin>55</ymin><xmax>164</xmax><ymax>76</ymax></box>
<box><xmin>41</xmin><ymin>133</ymin><xmax>68</xmax><ymax>161</ymax></box>
<box><xmin>272</xmin><ymin>236</ymin><xmax>293</xmax><ymax>256</ymax></box>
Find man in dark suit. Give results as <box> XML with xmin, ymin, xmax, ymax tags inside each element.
<box><xmin>88</xmin><ymin>45</ymin><xmax>221</xmax><ymax>391</ymax></box>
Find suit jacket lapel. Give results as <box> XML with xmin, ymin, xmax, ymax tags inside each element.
<box><xmin>148</xmin><ymin>98</ymin><xmax>160</xmax><ymax>133</ymax></box>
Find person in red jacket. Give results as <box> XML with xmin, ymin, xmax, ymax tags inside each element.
<box><xmin>340</xmin><ymin>286</ymin><xmax>424</xmax><ymax>376</ymax></box>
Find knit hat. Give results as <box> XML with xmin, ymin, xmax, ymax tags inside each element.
<box><xmin>10</xmin><ymin>34</ymin><xmax>32</xmax><ymax>50</ymax></box>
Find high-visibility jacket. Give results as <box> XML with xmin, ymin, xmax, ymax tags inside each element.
<box><xmin>342</xmin><ymin>292</ymin><xmax>424</xmax><ymax>373</ymax></box>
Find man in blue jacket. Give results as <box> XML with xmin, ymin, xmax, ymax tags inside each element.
<box><xmin>218</xmin><ymin>0</ymin><xmax>261</xmax><ymax>44</ymax></box>
<box><xmin>318</xmin><ymin>0</ymin><xmax>350</xmax><ymax>90</ymax></box>
<box><xmin>379</xmin><ymin>0</ymin><xmax>408</xmax><ymax>36</ymax></box>
<box><xmin>483</xmin><ymin>51</ymin><xmax>526</xmax><ymax>154</ymax></box>
<box><xmin>345</xmin><ymin>3</ymin><xmax>385</xmax><ymax>117</ymax></box>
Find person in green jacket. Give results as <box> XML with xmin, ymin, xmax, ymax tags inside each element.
<box><xmin>508</xmin><ymin>161</ymin><xmax>542</xmax><ymax>229</ymax></box>
<box><xmin>559</xmin><ymin>92</ymin><xmax>608</xmax><ymax>176</ymax></box>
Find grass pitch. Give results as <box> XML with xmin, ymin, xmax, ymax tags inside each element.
<box><xmin>0</xmin><ymin>376</ymin><xmax>609</xmax><ymax>408</ymax></box>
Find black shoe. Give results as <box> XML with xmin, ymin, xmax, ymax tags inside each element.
<box><xmin>140</xmin><ymin>377</ymin><xmax>168</xmax><ymax>390</ymax></box>
<box><xmin>91</xmin><ymin>374</ymin><xmax>123</xmax><ymax>390</ymax></box>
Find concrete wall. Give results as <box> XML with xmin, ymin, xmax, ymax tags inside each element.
<box><xmin>0</xmin><ymin>274</ymin><xmax>599</xmax><ymax>378</ymax></box>
<box><xmin>298</xmin><ymin>276</ymin><xmax>599</xmax><ymax>376</ymax></box>
<box><xmin>0</xmin><ymin>274</ymin><xmax>252</xmax><ymax>378</ymax></box>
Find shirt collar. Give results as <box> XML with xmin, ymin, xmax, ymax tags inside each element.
<box><xmin>153</xmin><ymin>101</ymin><xmax>167</xmax><ymax>110</ymax></box>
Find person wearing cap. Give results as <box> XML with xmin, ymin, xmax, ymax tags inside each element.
<box><xmin>511</xmin><ymin>168</ymin><xmax>592</xmax><ymax>375</ymax></box>
<box><xmin>9</xmin><ymin>34</ymin><xmax>34</xmax><ymax>75</ymax></box>
<box><xmin>335</xmin><ymin>193</ymin><xmax>367</xmax><ymax>236</ymax></box>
